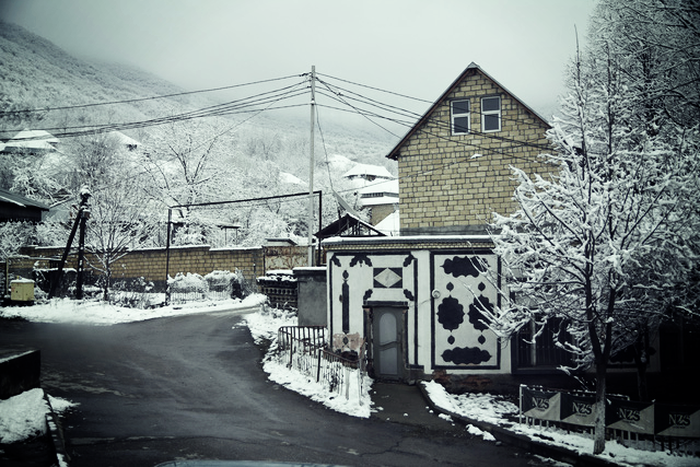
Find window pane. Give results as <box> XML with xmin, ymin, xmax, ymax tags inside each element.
<box><xmin>482</xmin><ymin>97</ymin><xmax>499</xmax><ymax>111</ymax></box>
<box><xmin>379</xmin><ymin>313</ymin><xmax>397</xmax><ymax>345</ymax></box>
<box><xmin>452</xmin><ymin>100</ymin><xmax>470</xmax><ymax>114</ymax></box>
<box><xmin>483</xmin><ymin>114</ymin><xmax>500</xmax><ymax>131</ymax></box>
<box><xmin>454</xmin><ymin>116</ymin><xmax>469</xmax><ymax>133</ymax></box>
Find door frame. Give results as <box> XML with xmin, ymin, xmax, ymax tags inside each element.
<box><xmin>364</xmin><ymin>301</ymin><xmax>408</xmax><ymax>382</ymax></box>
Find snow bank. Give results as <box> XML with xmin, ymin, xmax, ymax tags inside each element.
<box><xmin>423</xmin><ymin>380</ymin><xmax>699</xmax><ymax>467</ymax></box>
<box><xmin>0</xmin><ymin>294</ymin><xmax>267</xmax><ymax>326</ymax></box>
<box><xmin>242</xmin><ymin>307</ymin><xmax>373</xmax><ymax>418</ymax></box>
<box><xmin>0</xmin><ymin>388</ymin><xmax>77</xmax><ymax>444</ymax></box>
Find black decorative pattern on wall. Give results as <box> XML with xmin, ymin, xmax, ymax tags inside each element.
<box><xmin>373</xmin><ymin>267</ymin><xmax>403</xmax><ymax>288</ymax></box>
<box><xmin>363</xmin><ymin>289</ymin><xmax>373</xmax><ymax>302</ymax></box>
<box><xmin>442</xmin><ymin>256</ymin><xmax>488</xmax><ymax>278</ymax></box>
<box><xmin>468</xmin><ymin>282</ymin><xmax>493</xmax><ymax>345</ymax></box>
<box><xmin>331</xmin><ymin>255</ymin><xmax>341</xmax><ymax>267</ymax></box>
<box><xmin>341</xmin><ymin>270</ymin><xmax>350</xmax><ymax>334</ymax></box>
<box><xmin>403</xmin><ymin>253</ymin><xmax>416</xmax><ymax>267</ymax></box>
<box><xmin>442</xmin><ymin>346</ymin><xmax>492</xmax><ymax>365</ymax></box>
<box><xmin>437</xmin><ymin>283</ymin><xmax>464</xmax><ymax>345</ymax></box>
<box><xmin>403</xmin><ymin>289</ymin><xmax>415</xmax><ymax>301</ymax></box>
<box><xmin>349</xmin><ymin>253</ymin><xmax>372</xmax><ymax>267</ymax></box>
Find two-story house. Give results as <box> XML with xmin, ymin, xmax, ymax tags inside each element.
<box><xmin>322</xmin><ymin>64</ymin><xmax>568</xmax><ymax>388</ymax></box>
<box><xmin>387</xmin><ymin>62</ymin><xmax>551</xmax><ymax>236</ymax></box>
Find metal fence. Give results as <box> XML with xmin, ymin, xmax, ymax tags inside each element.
<box><xmin>277</xmin><ymin>326</ymin><xmax>367</xmax><ymax>403</ymax></box>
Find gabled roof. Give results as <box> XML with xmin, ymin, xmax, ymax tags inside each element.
<box><xmin>387</xmin><ymin>62</ymin><xmax>550</xmax><ymax>160</ymax></box>
<box><xmin>315</xmin><ymin>213</ymin><xmax>386</xmax><ymax>239</ymax></box>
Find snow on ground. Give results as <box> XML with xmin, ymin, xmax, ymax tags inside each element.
<box><xmin>0</xmin><ymin>388</ymin><xmax>76</xmax><ymax>443</ymax></box>
<box><xmin>2</xmin><ymin>297</ymin><xmax>699</xmax><ymax>466</ymax></box>
<box><xmin>0</xmin><ymin>293</ymin><xmax>267</xmax><ymax>325</ymax></box>
<box><xmin>238</xmin><ymin>307</ymin><xmax>373</xmax><ymax>418</ymax></box>
<box><xmin>423</xmin><ymin>380</ymin><xmax>699</xmax><ymax>467</ymax></box>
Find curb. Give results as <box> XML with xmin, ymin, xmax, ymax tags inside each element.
<box><xmin>44</xmin><ymin>393</ymin><xmax>70</xmax><ymax>467</ymax></box>
<box><xmin>417</xmin><ymin>383</ymin><xmax>620</xmax><ymax>467</ymax></box>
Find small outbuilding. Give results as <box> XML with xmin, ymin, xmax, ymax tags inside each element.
<box><xmin>0</xmin><ymin>188</ymin><xmax>50</xmax><ymax>223</ymax></box>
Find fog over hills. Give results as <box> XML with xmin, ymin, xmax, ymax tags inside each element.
<box><xmin>0</xmin><ymin>19</ymin><xmax>399</xmax><ymax>171</ymax></box>
<box><xmin>1</xmin><ymin>20</ymin><xmax>402</xmax><ymax>248</ymax></box>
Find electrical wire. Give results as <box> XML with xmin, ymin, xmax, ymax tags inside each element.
<box><xmin>0</xmin><ymin>74</ymin><xmax>303</xmax><ymax>116</ymax></box>
<box><xmin>3</xmin><ymin>69</ymin><xmax>556</xmax><ymax>188</ymax></box>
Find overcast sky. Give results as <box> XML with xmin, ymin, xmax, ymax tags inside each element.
<box><xmin>1</xmin><ymin>0</ymin><xmax>596</xmax><ymax>119</ymax></box>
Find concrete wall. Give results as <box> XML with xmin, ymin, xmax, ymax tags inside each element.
<box><xmin>294</xmin><ymin>267</ymin><xmax>327</xmax><ymax>326</ymax></box>
<box><xmin>324</xmin><ymin>236</ymin><xmax>510</xmax><ymax>381</ymax></box>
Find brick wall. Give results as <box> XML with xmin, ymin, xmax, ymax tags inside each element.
<box><xmin>396</xmin><ymin>67</ymin><xmax>552</xmax><ymax>235</ymax></box>
<box><xmin>17</xmin><ymin>245</ymin><xmax>272</xmax><ymax>291</ymax></box>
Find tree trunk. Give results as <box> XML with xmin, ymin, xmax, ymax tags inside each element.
<box><xmin>593</xmin><ymin>361</ymin><xmax>608</xmax><ymax>455</ymax></box>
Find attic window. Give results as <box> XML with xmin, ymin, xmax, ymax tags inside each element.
<box><xmin>481</xmin><ymin>96</ymin><xmax>501</xmax><ymax>132</ymax></box>
<box><xmin>451</xmin><ymin>99</ymin><xmax>470</xmax><ymax>134</ymax></box>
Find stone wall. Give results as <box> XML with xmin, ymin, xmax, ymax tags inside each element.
<box><xmin>395</xmin><ymin>67</ymin><xmax>552</xmax><ymax>235</ymax></box>
<box><xmin>10</xmin><ymin>244</ymin><xmax>305</xmax><ymax>292</ymax></box>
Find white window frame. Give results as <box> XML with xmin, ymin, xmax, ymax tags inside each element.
<box><xmin>451</xmin><ymin>99</ymin><xmax>470</xmax><ymax>135</ymax></box>
<box><xmin>481</xmin><ymin>96</ymin><xmax>501</xmax><ymax>132</ymax></box>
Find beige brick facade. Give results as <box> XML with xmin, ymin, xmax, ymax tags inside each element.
<box><xmin>9</xmin><ymin>245</ymin><xmax>305</xmax><ymax>291</ymax></box>
<box><xmin>388</xmin><ymin>63</ymin><xmax>552</xmax><ymax>235</ymax></box>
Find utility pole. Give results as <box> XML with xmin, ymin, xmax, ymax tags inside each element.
<box><xmin>307</xmin><ymin>65</ymin><xmax>316</xmax><ymax>266</ymax></box>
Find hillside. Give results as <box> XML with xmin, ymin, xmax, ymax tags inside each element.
<box><xmin>0</xmin><ymin>19</ymin><xmax>397</xmax><ymax>168</ymax></box>
<box><xmin>0</xmin><ymin>20</ymin><xmax>201</xmax><ymax>138</ymax></box>
<box><xmin>0</xmin><ymin>21</ymin><xmax>398</xmax><ymax>249</ymax></box>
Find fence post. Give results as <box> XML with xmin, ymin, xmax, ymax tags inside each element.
<box><xmin>519</xmin><ymin>385</ymin><xmax>524</xmax><ymax>425</ymax></box>
<box><xmin>316</xmin><ymin>349</ymin><xmax>322</xmax><ymax>383</ymax></box>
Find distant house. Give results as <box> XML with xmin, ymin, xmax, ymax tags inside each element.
<box><xmin>108</xmin><ymin>131</ymin><xmax>140</xmax><ymax>151</ymax></box>
<box><xmin>0</xmin><ymin>188</ymin><xmax>50</xmax><ymax>223</ymax></box>
<box><xmin>342</xmin><ymin>163</ymin><xmax>393</xmax><ymax>182</ymax></box>
<box><xmin>356</xmin><ymin>178</ymin><xmax>399</xmax><ymax>226</ymax></box>
<box><xmin>1</xmin><ymin>130</ymin><xmax>59</xmax><ymax>155</ymax></box>
<box><xmin>341</xmin><ymin>163</ymin><xmax>398</xmax><ymax>227</ymax></box>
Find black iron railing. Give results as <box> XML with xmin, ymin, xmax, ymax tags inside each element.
<box><xmin>277</xmin><ymin>326</ymin><xmax>367</xmax><ymax>402</ymax></box>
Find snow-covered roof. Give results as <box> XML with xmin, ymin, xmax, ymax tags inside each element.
<box><xmin>358</xmin><ymin>178</ymin><xmax>399</xmax><ymax>207</ymax></box>
<box><xmin>375</xmin><ymin>210</ymin><xmax>400</xmax><ymax>236</ymax></box>
<box><xmin>343</xmin><ymin>163</ymin><xmax>393</xmax><ymax>180</ymax></box>
<box><xmin>109</xmin><ymin>131</ymin><xmax>140</xmax><ymax>148</ymax></box>
<box><xmin>3</xmin><ymin>129</ymin><xmax>58</xmax><ymax>151</ymax></box>
<box><xmin>358</xmin><ymin>178</ymin><xmax>399</xmax><ymax>195</ymax></box>
<box><xmin>0</xmin><ymin>188</ymin><xmax>49</xmax><ymax>211</ymax></box>
<box><xmin>280</xmin><ymin>172</ymin><xmax>307</xmax><ymax>186</ymax></box>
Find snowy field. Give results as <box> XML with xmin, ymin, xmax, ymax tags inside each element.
<box><xmin>1</xmin><ymin>296</ymin><xmax>698</xmax><ymax>466</ymax></box>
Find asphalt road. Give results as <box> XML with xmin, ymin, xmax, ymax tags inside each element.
<box><xmin>1</xmin><ymin>309</ymin><xmax>556</xmax><ymax>467</ymax></box>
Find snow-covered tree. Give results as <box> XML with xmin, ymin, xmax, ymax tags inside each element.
<box><xmin>0</xmin><ymin>221</ymin><xmax>37</xmax><ymax>261</ymax></box>
<box><xmin>480</xmin><ymin>0</ymin><xmax>700</xmax><ymax>455</ymax></box>
<box><xmin>85</xmin><ymin>178</ymin><xmax>159</xmax><ymax>301</ymax></box>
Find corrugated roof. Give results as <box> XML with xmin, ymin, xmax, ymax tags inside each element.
<box><xmin>0</xmin><ymin>188</ymin><xmax>50</xmax><ymax>210</ymax></box>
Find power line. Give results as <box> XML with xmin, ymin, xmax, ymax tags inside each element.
<box><xmin>317</xmin><ymin>72</ymin><xmax>433</xmax><ymax>104</ymax></box>
<box><xmin>0</xmin><ymin>74</ymin><xmax>303</xmax><ymax>116</ymax></box>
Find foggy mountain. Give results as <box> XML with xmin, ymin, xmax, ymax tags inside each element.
<box><xmin>0</xmin><ymin>20</ymin><xmax>401</xmax><ymax>248</ymax></box>
<box><xmin>0</xmin><ymin>19</ymin><xmax>398</xmax><ymax>173</ymax></box>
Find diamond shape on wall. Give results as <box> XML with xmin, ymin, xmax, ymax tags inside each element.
<box><xmin>374</xmin><ymin>267</ymin><xmax>402</xmax><ymax>288</ymax></box>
